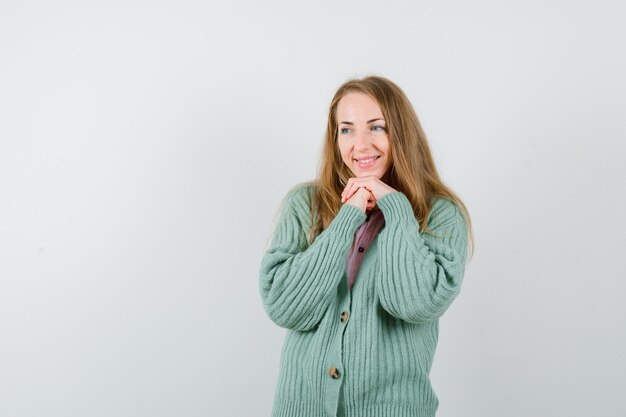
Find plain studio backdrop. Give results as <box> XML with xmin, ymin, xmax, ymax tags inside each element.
<box><xmin>1</xmin><ymin>0</ymin><xmax>625</xmax><ymax>416</ymax></box>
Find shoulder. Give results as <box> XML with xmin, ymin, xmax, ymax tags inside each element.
<box><xmin>281</xmin><ymin>181</ymin><xmax>317</xmax><ymax>216</ymax></box>
<box><xmin>427</xmin><ymin>196</ymin><xmax>465</xmax><ymax>232</ymax></box>
<box><xmin>284</xmin><ymin>181</ymin><xmax>316</xmax><ymax>205</ymax></box>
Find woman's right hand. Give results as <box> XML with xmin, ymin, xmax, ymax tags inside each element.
<box><xmin>345</xmin><ymin>187</ymin><xmax>376</xmax><ymax>213</ymax></box>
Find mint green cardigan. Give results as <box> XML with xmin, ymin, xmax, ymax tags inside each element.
<box><xmin>259</xmin><ymin>183</ymin><xmax>469</xmax><ymax>417</ymax></box>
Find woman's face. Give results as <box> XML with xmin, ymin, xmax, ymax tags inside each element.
<box><xmin>336</xmin><ymin>92</ymin><xmax>393</xmax><ymax>179</ymax></box>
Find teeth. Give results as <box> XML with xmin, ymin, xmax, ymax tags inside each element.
<box><xmin>357</xmin><ymin>156</ymin><xmax>379</xmax><ymax>163</ymax></box>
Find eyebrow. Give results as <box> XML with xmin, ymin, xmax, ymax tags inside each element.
<box><xmin>339</xmin><ymin>118</ymin><xmax>385</xmax><ymax>125</ymax></box>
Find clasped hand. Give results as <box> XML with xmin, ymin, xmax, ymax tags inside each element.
<box><xmin>341</xmin><ymin>176</ymin><xmax>397</xmax><ymax>213</ymax></box>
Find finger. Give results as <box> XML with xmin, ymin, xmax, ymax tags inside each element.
<box><xmin>345</xmin><ymin>185</ymin><xmax>360</xmax><ymax>201</ymax></box>
<box><xmin>353</xmin><ymin>182</ymin><xmax>373</xmax><ymax>202</ymax></box>
<box><xmin>365</xmin><ymin>191</ymin><xmax>376</xmax><ymax>208</ymax></box>
<box><xmin>345</xmin><ymin>180</ymin><xmax>363</xmax><ymax>202</ymax></box>
<box><xmin>357</xmin><ymin>186</ymin><xmax>372</xmax><ymax>203</ymax></box>
<box><xmin>358</xmin><ymin>177</ymin><xmax>381</xmax><ymax>199</ymax></box>
<box><xmin>343</xmin><ymin>178</ymin><xmax>358</xmax><ymax>202</ymax></box>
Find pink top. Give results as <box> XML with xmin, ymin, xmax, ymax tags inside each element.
<box><xmin>346</xmin><ymin>207</ymin><xmax>386</xmax><ymax>291</ymax></box>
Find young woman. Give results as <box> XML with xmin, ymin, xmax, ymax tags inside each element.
<box><xmin>259</xmin><ymin>75</ymin><xmax>474</xmax><ymax>417</ymax></box>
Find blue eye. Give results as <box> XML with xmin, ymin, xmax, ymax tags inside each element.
<box><xmin>339</xmin><ymin>127</ymin><xmax>351</xmax><ymax>134</ymax></box>
<box><xmin>372</xmin><ymin>125</ymin><xmax>386</xmax><ymax>132</ymax></box>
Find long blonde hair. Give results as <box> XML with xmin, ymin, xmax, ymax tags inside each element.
<box><xmin>305</xmin><ymin>75</ymin><xmax>474</xmax><ymax>261</ymax></box>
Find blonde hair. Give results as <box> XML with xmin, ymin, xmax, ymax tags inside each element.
<box><xmin>304</xmin><ymin>75</ymin><xmax>474</xmax><ymax>261</ymax></box>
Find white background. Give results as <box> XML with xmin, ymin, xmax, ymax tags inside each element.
<box><xmin>1</xmin><ymin>1</ymin><xmax>625</xmax><ymax>416</ymax></box>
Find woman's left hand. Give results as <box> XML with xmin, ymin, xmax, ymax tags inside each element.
<box><xmin>340</xmin><ymin>175</ymin><xmax>397</xmax><ymax>206</ymax></box>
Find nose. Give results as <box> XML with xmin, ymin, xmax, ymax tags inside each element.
<box><xmin>354</xmin><ymin>128</ymin><xmax>371</xmax><ymax>149</ymax></box>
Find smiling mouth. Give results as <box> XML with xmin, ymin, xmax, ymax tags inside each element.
<box><xmin>354</xmin><ymin>156</ymin><xmax>380</xmax><ymax>163</ymax></box>
<box><xmin>355</xmin><ymin>155</ymin><xmax>380</xmax><ymax>168</ymax></box>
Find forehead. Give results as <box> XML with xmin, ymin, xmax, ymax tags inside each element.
<box><xmin>336</xmin><ymin>92</ymin><xmax>383</xmax><ymax>121</ymax></box>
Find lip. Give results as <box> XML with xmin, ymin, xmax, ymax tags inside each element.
<box><xmin>354</xmin><ymin>155</ymin><xmax>380</xmax><ymax>170</ymax></box>
<box><xmin>354</xmin><ymin>155</ymin><xmax>381</xmax><ymax>162</ymax></box>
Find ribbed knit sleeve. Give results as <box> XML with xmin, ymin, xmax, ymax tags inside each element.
<box><xmin>259</xmin><ymin>186</ymin><xmax>366</xmax><ymax>331</ymax></box>
<box><xmin>375</xmin><ymin>191</ymin><xmax>468</xmax><ymax>324</ymax></box>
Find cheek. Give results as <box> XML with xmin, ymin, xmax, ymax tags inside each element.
<box><xmin>339</xmin><ymin>146</ymin><xmax>350</xmax><ymax>162</ymax></box>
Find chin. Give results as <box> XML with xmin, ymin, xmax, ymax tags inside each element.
<box><xmin>355</xmin><ymin>170</ymin><xmax>384</xmax><ymax>179</ymax></box>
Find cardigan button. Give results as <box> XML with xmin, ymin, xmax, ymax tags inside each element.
<box><xmin>340</xmin><ymin>311</ymin><xmax>349</xmax><ymax>323</ymax></box>
<box><xmin>328</xmin><ymin>367</ymin><xmax>340</xmax><ymax>379</ymax></box>
<box><xmin>358</xmin><ymin>247</ymin><xmax>364</xmax><ymax>252</ymax></box>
